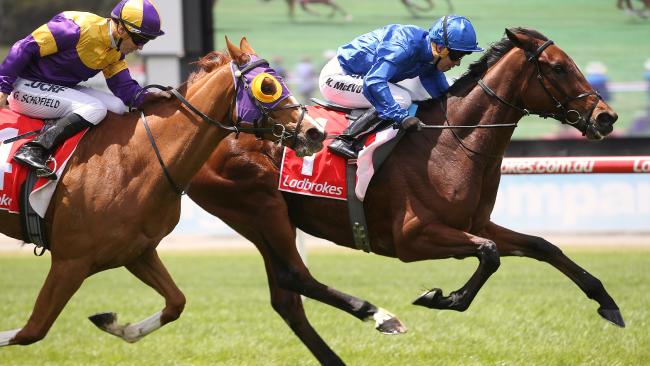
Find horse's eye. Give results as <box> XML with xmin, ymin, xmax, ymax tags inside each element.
<box><xmin>552</xmin><ymin>65</ymin><xmax>565</xmax><ymax>74</ymax></box>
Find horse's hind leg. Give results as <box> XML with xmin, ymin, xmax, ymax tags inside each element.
<box><xmin>484</xmin><ymin>221</ymin><xmax>625</xmax><ymax>327</ymax></box>
<box><xmin>259</xmin><ymin>232</ymin><xmax>406</xmax><ymax>335</ymax></box>
<box><xmin>88</xmin><ymin>248</ymin><xmax>186</xmax><ymax>343</ymax></box>
<box><xmin>231</xmin><ymin>212</ymin><xmax>406</xmax><ymax>336</ymax></box>
<box><xmin>260</xmin><ymin>250</ymin><xmax>345</xmax><ymax>366</ymax></box>
<box><xmin>1</xmin><ymin>259</ymin><xmax>90</xmax><ymax>346</ymax></box>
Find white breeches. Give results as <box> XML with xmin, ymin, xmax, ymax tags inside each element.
<box><xmin>318</xmin><ymin>57</ymin><xmax>431</xmax><ymax>109</ymax></box>
<box><xmin>8</xmin><ymin>78</ymin><xmax>127</xmax><ymax>125</ymax></box>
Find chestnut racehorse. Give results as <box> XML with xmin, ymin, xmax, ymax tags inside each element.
<box><xmin>188</xmin><ymin>28</ymin><xmax>623</xmax><ymax>365</ymax></box>
<box><xmin>0</xmin><ymin>38</ymin><xmax>324</xmax><ymax>347</ymax></box>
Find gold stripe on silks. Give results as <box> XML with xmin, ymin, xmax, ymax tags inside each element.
<box><xmin>31</xmin><ymin>24</ymin><xmax>58</xmax><ymax>57</ymax></box>
<box><xmin>122</xmin><ymin>0</ymin><xmax>146</xmax><ymax>28</ymax></box>
<box><xmin>66</xmin><ymin>12</ymin><xmax>122</xmax><ymax>70</ymax></box>
<box><xmin>102</xmin><ymin>60</ymin><xmax>129</xmax><ymax>79</ymax></box>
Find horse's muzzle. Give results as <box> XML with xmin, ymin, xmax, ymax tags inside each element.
<box><xmin>293</xmin><ymin>126</ymin><xmax>325</xmax><ymax>157</ymax></box>
<box><xmin>306</xmin><ymin>127</ymin><xmax>326</xmax><ymax>144</ymax></box>
<box><xmin>586</xmin><ymin>110</ymin><xmax>617</xmax><ymax>140</ymax></box>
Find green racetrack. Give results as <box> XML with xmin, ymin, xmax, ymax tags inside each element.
<box><xmin>0</xmin><ymin>248</ymin><xmax>648</xmax><ymax>365</ymax></box>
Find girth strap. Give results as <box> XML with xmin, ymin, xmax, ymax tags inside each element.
<box><xmin>20</xmin><ymin>170</ymin><xmax>48</xmax><ymax>256</ymax></box>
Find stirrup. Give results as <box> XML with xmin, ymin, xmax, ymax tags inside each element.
<box><xmin>35</xmin><ymin>157</ymin><xmax>57</xmax><ymax>180</ymax></box>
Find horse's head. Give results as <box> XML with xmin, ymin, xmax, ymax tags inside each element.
<box><xmin>505</xmin><ymin>28</ymin><xmax>617</xmax><ymax>140</ymax></box>
<box><xmin>226</xmin><ymin>37</ymin><xmax>325</xmax><ymax>156</ymax></box>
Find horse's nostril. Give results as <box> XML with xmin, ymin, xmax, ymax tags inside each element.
<box><xmin>306</xmin><ymin>127</ymin><xmax>325</xmax><ymax>142</ymax></box>
<box><xmin>596</xmin><ymin>112</ymin><xmax>617</xmax><ymax>126</ymax></box>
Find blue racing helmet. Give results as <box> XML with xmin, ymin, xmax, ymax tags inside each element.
<box><xmin>428</xmin><ymin>15</ymin><xmax>483</xmax><ymax>53</ymax></box>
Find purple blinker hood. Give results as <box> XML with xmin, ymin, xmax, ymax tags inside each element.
<box><xmin>231</xmin><ymin>55</ymin><xmax>292</xmax><ymax>125</ymax></box>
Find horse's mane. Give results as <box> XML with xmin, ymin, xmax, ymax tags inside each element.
<box><xmin>187</xmin><ymin>50</ymin><xmax>233</xmax><ymax>85</ymax></box>
<box><xmin>448</xmin><ymin>28</ymin><xmax>548</xmax><ymax>95</ymax></box>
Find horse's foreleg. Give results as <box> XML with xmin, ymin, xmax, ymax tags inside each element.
<box><xmin>398</xmin><ymin>224</ymin><xmax>501</xmax><ymax>312</ymax></box>
<box><xmin>484</xmin><ymin>221</ymin><xmax>625</xmax><ymax>327</ymax></box>
<box><xmin>0</xmin><ymin>260</ymin><xmax>89</xmax><ymax>346</ymax></box>
<box><xmin>88</xmin><ymin>248</ymin><xmax>186</xmax><ymax>343</ymax></box>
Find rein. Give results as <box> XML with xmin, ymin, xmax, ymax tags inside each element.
<box><xmin>133</xmin><ymin>58</ymin><xmax>307</xmax><ymax>196</ymax></box>
<box><xmin>428</xmin><ymin>38</ymin><xmax>601</xmax><ymax>159</ymax></box>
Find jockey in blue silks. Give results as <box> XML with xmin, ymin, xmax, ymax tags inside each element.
<box><xmin>319</xmin><ymin>15</ymin><xmax>483</xmax><ymax>159</ymax></box>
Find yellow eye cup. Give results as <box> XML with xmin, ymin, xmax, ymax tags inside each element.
<box><xmin>251</xmin><ymin>73</ymin><xmax>283</xmax><ymax>103</ymax></box>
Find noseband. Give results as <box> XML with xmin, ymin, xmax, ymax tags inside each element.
<box><xmin>135</xmin><ymin>58</ymin><xmax>307</xmax><ymax>195</ymax></box>
<box><xmin>478</xmin><ymin>39</ymin><xmax>601</xmax><ymax>133</ymax></box>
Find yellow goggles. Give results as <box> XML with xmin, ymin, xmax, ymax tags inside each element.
<box><xmin>250</xmin><ymin>73</ymin><xmax>283</xmax><ymax>103</ymax></box>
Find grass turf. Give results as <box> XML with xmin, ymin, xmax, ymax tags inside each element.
<box><xmin>0</xmin><ymin>248</ymin><xmax>648</xmax><ymax>365</ymax></box>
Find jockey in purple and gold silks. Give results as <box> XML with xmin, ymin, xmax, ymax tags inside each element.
<box><xmin>0</xmin><ymin>0</ymin><xmax>169</xmax><ymax>179</ymax></box>
<box><xmin>319</xmin><ymin>15</ymin><xmax>483</xmax><ymax>159</ymax></box>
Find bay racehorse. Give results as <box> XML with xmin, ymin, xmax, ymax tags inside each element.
<box><xmin>0</xmin><ymin>37</ymin><xmax>324</xmax><ymax>347</ymax></box>
<box><xmin>187</xmin><ymin>28</ymin><xmax>622</xmax><ymax>365</ymax></box>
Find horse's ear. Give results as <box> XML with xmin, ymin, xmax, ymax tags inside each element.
<box><xmin>505</xmin><ymin>28</ymin><xmax>523</xmax><ymax>48</ymax></box>
<box><xmin>225</xmin><ymin>36</ymin><xmax>250</xmax><ymax>66</ymax></box>
<box><xmin>240</xmin><ymin>37</ymin><xmax>257</xmax><ymax>56</ymax></box>
<box><xmin>505</xmin><ymin>28</ymin><xmax>536</xmax><ymax>52</ymax></box>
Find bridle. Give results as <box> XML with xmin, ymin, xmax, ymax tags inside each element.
<box><xmin>429</xmin><ymin>38</ymin><xmax>602</xmax><ymax>159</ymax></box>
<box><xmin>228</xmin><ymin>57</ymin><xmax>307</xmax><ymax>146</ymax></box>
<box><xmin>477</xmin><ymin>39</ymin><xmax>601</xmax><ymax>132</ymax></box>
<box><xmin>135</xmin><ymin>57</ymin><xmax>306</xmax><ymax>195</ymax></box>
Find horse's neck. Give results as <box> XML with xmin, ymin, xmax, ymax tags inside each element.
<box><xmin>146</xmin><ymin>67</ymin><xmax>233</xmax><ymax>190</ymax></box>
<box><xmin>445</xmin><ymin>51</ymin><xmax>529</xmax><ymax>160</ymax></box>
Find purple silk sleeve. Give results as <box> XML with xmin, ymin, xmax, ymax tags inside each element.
<box><xmin>0</xmin><ymin>36</ymin><xmax>40</xmax><ymax>94</ymax></box>
<box><xmin>106</xmin><ymin>68</ymin><xmax>146</xmax><ymax>108</ymax></box>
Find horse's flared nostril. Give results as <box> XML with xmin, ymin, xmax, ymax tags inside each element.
<box><xmin>306</xmin><ymin>127</ymin><xmax>325</xmax><ymax>143</ymax></box>
<box><xmin>596</xmin><ymin>111</ymin><xmax>617</xmax><ymax>126</ymax></box>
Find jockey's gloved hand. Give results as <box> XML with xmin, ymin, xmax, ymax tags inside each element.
<box><xmin>400</xmin><ymin>116</ymin><xmax>422</xmax><ymax>132</ymax></box>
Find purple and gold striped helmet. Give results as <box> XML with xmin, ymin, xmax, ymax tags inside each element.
<box><xmin>111</xmin><ymin>0</ymin><xmax>164</xmax><ymax>40</ymax></box>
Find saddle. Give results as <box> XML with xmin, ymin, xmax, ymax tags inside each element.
<box><xmin>311</xmin><ymin>98</ymin><xmax>391</xmax><ymax>146</ymax></box>
<box><xmin>308</xmin><ymin>99</ymin><xmax>407</xmax><ymax>252</ymax></box>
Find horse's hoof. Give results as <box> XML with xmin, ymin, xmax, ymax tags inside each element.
<box><xmin>376</xmin><ymin>316</ymin><xmax>407</xmax><ymax>335</ymax></box>
<box><xmin>412</xmin><ymin>288</ymin><xmax>442</xmax><ymax>308</ymax></box>
<box><xmin>88</xmin><ymin>312</ymin><xmax>117</xmax><ymax>330</ymax></box>
<box><xmin>597</xmin><ymin>307</ymin><xmax>626</xmax><ymax>328</ymax></box>
<box><xmin>371</xmin><ymin>308</ymin><xmax>407</xmax><ymax>335</ymax></box>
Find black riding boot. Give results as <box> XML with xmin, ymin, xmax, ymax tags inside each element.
<box><xmin>14</xmin><ymin>113</ymin><xmax>93</xmax><ymax>179</ymax></box>
<box><xmin>328</xmin><ymin>107</ymin><xmax>378</xmax><ymax>159</ymax></box>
